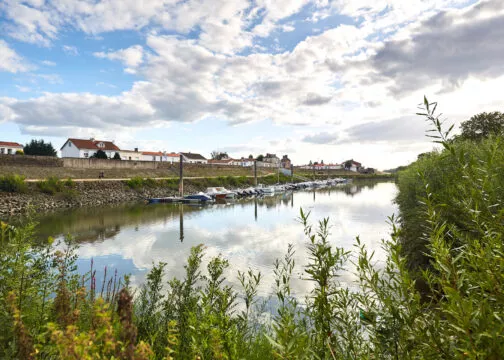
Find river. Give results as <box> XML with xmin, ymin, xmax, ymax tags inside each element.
<box><xmin>35</xmin><ymin>180</ymin><xmax>397</xmax><ymax>297</ymax></box>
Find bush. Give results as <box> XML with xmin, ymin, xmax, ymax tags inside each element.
<box><xmin>125</xmin><ymin>176</ymin><xmax>144</xmax><ymax>189</ymax></box>
<box><xmin>0</xmin><ymin>175</ymin><xmax>27</xmax><ymax>193</ymax></box>
<box><xmin>37</xmin><ymin>176</ymin><xmax>64</xmax><ymax>195</ymax></box>
<box><xmin>15</xmin><ymin>150</ymin><xmax>23</xmax><ymax>155</ymax></box>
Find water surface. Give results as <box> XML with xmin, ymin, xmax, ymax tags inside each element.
<box><xmin>37</xmin><ymin>180</ymin><xmax>397</xmax><ymax>297</ymax></box>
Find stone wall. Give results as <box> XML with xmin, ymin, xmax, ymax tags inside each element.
<box><xmin>0</xmin><ymin>154</ymin><xmax>63</xmax><ymax>167</ymax></box>
<box><xmin>62</xmin><ymin>157</ymin><xmax>159</xmax><ymax>169</ymax></box>
<box><xmin>0</xmin><ymin>181</ymin><xmax>181</xmax><ymax>218</ymax></box>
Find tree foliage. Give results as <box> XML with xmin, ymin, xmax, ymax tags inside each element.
<box><xmin>91</xmin><ymin>150</ymin><xmax>108</xmax><ymax>159</ymax></box>
<box><xmin>458</xmin><ymin>111</ymin><xmax>504</xmax><ymax>141</ymax></box>
<box><xmin>210</xmin><ymin>151</ymin><xmax>229</xmax><ymax>160</ymax></box>
<box><xmin>23</xmin><ymin>139</ymin><xmax>57</xmax><ymax>157</ymax></box>
<box><xmin>113</xmin><ymin>152</ymin><xmax>121</xmax><ymax>160</ymax></box>
<box><xmin>256</xmin><ymin>154</ymin><xmax>264</xmax><ymax>161</ymax></box>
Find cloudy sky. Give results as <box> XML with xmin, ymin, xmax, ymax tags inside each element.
<box><xmin>1</xmin><ymin>0</ymin><xmax>503</xmax><ymax>169</ymax></box>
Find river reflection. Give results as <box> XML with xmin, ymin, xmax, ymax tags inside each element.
<box><xmin>36</xmin><ymin>180</ymin><xmax>397</xmax><ymax>298</ymax></box>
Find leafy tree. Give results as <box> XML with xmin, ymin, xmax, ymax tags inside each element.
<box><xmin>313</xmin><ymin>162</ymin><xmax>319</xmax><ymax>165</ymax></box>
<box><xmin>256</xmin><ymin>154</ymin><xmax>264</xmax><ymax>161</ymax></box>
<box><xmin>344</xmin><ymin>160</ymin><xmax>353</xmax><ymax>170</ymax></box>
<box><xmin>113</xmin><ymin>152</ymin><xmax>121</xmax><ymax>160</ymax></box>
<box><xmin>309</xmin><ymin>160</ymin><xmax>313</xmax><ymax>166</ymax></box>
<box><xmin>91</xmin><ymin>150</ymin><xmax>108</xmax><ymax>159</ymax></box>
<box><xmin>23</xmin><ymin>139</ymin><xmax>56</xmax><ymax>156</ymax></box>
<box><xmin>210</xmin><ymin>151</ymin><xmax>229</xmax><ymax>160</ymax></box>
<box><xmin>320</xmin><ymin>160</ymin><xmax>324</xmax><ymax>165</ymax></box>
<box><xmin>248</xmin><ymin>154</ymin><xmax>253</xmax><ymax>159</ymax></box>
<box><xmin>459</xmin><ymin>111</ymin><xmax>504</xmax><ymax>141</ymax></box>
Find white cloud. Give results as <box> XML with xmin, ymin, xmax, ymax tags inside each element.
<box><xmin>62</xmin><ymin>45</ymin><xmax>79</xmax><ymax>56</ymax></box>
<box><xmin>41</xmin><ymin>60</ymin><xmax>56</xmax><ymax>66</ymax></box>
<box><xmin>94</xmin><ymin>45</ymin><xmax>144</xmax><ymax>73</ymax></box>
<box><xmin>0</xmin><ymin>40</ymin><xmax>32</xmax><ymax>73</ymax></box>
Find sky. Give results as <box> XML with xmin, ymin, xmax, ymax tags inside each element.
<box><xmin>1</xmin><ymin>0</ymin><xmax>503</xmax><ymax>169</ymax></box>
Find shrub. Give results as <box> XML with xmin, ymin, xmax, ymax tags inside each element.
<box><xmin>15</xmin><ymin>150</ymin><xmax>23</xmax><ymax>155</ymax></box>
<box><xmin>0</xmin><ymin>174</ymin><xmax>27</xmax><ymax>193</ymax></box>
<box><xmin>126</xmin><ymin>176</ymin><xmax>144</xmax><ymax>189</ymax></box>
<box><xmin>37</xmin><ymin>176</ymin><xmax>64</xmax><ymax>195</ymax></box>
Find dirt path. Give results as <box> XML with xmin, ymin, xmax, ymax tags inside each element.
<box><xmin>24</xmin><ymin>173</ymin><xmax>275</xmax><ymax>182</ymax></box>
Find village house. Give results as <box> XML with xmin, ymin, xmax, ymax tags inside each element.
<box><xmin>343</xmin><ymin>160</ymin><xmax>362</xmax><ymax>172</ymax></box>
<box><xmin>180</xmin><ymin>152</ymin><xmax>208</xmax><ymax>164</ymax></box>
<box><xmin>60</xmin><ymin>138</ymin><xmax>121</xmax><ymax>159</ymax></box>
<box><xmin>141</xmin><ymin>151</ymin><xmax>180</xmax><ymax>162</ymax></box>
<box><xmin>208</xmin><ymin>158</ymin><xmax>235</xmax><ymax>166</ymax></box>
<box><xmin>119</xmin><ymin>149</ymin><xmax>142</xmax><ymax>161</ymax></box>
<box><xmin>280</xmin><ymin>155</ymin><xmax>291</xmax><ymax>169</ymax></box>
<box><xmin>263</xmin><ymin>153</ymin><xmax>280</xmax><ymax>166</ymax></box>
<box><xmin>0</xmin><ymin>141</ymin><xmax>23</xmax><ymax>155</ymax></box>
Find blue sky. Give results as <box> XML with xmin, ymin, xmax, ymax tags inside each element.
<box><xmin>1</xmin><ymin>0</ymin><xmax>501</xmax><ymax>169</ymax></box>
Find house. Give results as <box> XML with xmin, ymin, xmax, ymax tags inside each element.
<box><xmin>263</xmin><ymin>153</ymin><xmax>280</xmax><ymax>166</ymax></box>
<box><xmin>281</xmin><ymin>155</ymin><xmax>291</xmax><ymax>169</ymax></box>
<box><xmin>208</xmin><ymin>159</ymin><xmax>235</xmax><ymax>166</ymax></box>
<box><xmin>343</xmin><ymin>160</ymin><xmax>362</xmax><ymax>172</ymax></box>
<box><xmin>180</xmin><ymin>152</ymin><xmax>208</xmax><ymax>164</ymax></box>
<box><xmin>60</xmin><ymin>138</ymin><xmax>121</xmax><ymax>158</ymax></box>
<box><xmin>142</xmin><ymin>151</ymin><xmax>180</xmax><ymax>162</ymax></box>
<box><xmin>120</xmin><ymin>149</ymin><xmax>142</xmax><ymax>161</ymax></box>
<box><xmin>0</xmin><ymin>141</ymin><xmax>23</xmax><ymax>155</ymax></box>
<box><xmin>238</xmin><ymin>157</ymin><xmax>254</xmax><ymax>167</ymax></box>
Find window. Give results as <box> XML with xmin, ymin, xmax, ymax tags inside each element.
<box><xmin>0</xmin><ymin>148</ymin><xmax>4</xmax><ymax>154</ymax></box>
<box><xmin>84</xmin><ymin>152</ymin><xmax>89</xmax><ymax>158</ymax></box>
<box><xmin>68</xmin><ymin>142</ymin><xmax>71</xmax><ymax>147</ymax></box>
<box><xmin>152</xmin><ymin>156</ymin><xmax>156</xmax><ymax>161</ymax></box>
<box><xmin>7</xmin><ymin>149</ymin><xmax>12</xmax><ymax>154</ymax></box>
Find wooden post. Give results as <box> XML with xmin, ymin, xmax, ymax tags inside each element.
<box><xmin>254</xmin><ymin>160</ymin><xmax>257</xmax><ymax>186</ymax></box>
<box><xmin>254</xmin><ymin>198</ymin><xmax>258</xmax><ymax>221</ymax></box>
<box><xmin>179</xmin><ymin>204</ymin><xmax>184</xmax><ymax>242</ymax></box>
<box><xmin>179</xmin><ymin>154</ymin><xmax>184</xmax><ymax>197</ymax></box>
<box><xmin>291</xmin><ymin>164</ymin><xmax>294</xmax><ymax>183</ymax></box>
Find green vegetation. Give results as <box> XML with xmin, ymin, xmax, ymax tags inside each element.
<box><xmin>23</xmin><ymin>139</ymin><xmax>57</xmax><ymax>157</ymax></box>
<box><xmin>0</xmin><ymin>174</ymin><xmax>27</xmax><ymax>193</ymax></box>
<box><xmin>396</xmin><ymin>100</ymin><xmax>504</xmax><ymax>273</ymax></box>
<box><xmin>1</xmin><ymin>99</ymin><xmax>503</xmax><ymax>359</ymax></box>
<box><xmin>113</xmin><ymin>152</ymin><xmax>122</xmax><ymax>160</ymax></box>
<box><xmin>15</xmin><ymin>150</ymin><xmax>23</xmax><ymax>155</ymax></box>
<box><xmin>91</xmin><ymin>149</ymin><xmax>108</xmax><ymax>159</ymax></box>
<box><xmin>458</xmin><ymin>111</ymin><xmax>504</xmax><ymax>141</ymax></box>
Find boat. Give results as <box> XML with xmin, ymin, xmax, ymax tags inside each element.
<box><xmin>184</xmin><ymin>192</ymin><xmax>213</xmax><ymax>203</ymax></box>
<box><xmin>215</xmin><ymin>187</ymin><xmax>237</xmax><ymax>199</ymax></box>
<box><xmin>257</xmin><ymin>184</ymin><xmax>274</xmax><ymax>194</ymax></box>
<box><xmin>148</xmin><ymin>197</ymin><xmax>182</xmax><ymax>204</ymax></box>
<box><xmin>206</xmin><ymin>187</ymin><xmax>227</xmax><ymax>199</ymax></box>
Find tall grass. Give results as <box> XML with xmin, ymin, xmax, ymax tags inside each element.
<box><xmin>0</xmin><ymin>174</ymin><xmax>27</xmax><ymax>193</ymax></box>
<box><xmin>1</xmin><ymin>99</ymin><xmax>503</xmax><ymax>359</ymax></box>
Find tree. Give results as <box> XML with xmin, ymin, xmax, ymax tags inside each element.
<box><xmin>320</xmin><ymin>160</ymin><xmax>324</xmax><ymax>165</ymax></box>
<box><xmin>459</xmin><ymin>111</ymin><xmax>504</xmax><ymax>141</ymax></box>
<box><xmin>344</xmin><ymin>160</ymin><xmax>353</xmax><ymax>170</ymax></box>
<box><xmin>91</xmin><ymin>150</ymin><xmax>108</xmax><ymax>159</ymax></box>
<box><xmin>113</xmin><ymin>152</ymin><xmax>121</xmax><ymax>160</ymax></box>
<box><xmin>309</xmin><ymin>160</ymin><xmax>313</xmax><ymax>166</ymax></box>
<box><xmin>248</xmin><ymin>154</ymin><xmax>253</xmax><ymax>159</ymax></box>
<box><xmin>313</xmin><ymin>161</ymin><xmax>319</xmax><ymax>165</ymax></box>
<box><xmin>210</xmin><ymin>151</ymin><xmax>229</xmax><ymax>160</ymax></box>
<box><xmin>23</xmin><ymin>139</ymin><xmax>57</xmax><ymax>156</ymax></box>
<box><xmin>256</xmin><ymin>154</ymin><xmax>264</xmax><ymax>161</ymax></box>
<box><xmin>15</xmin><ymin>150</ymin><xmax>24</xmax><ymax>155</ymax></box>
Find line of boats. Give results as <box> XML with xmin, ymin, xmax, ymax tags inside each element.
<box><xmin>147</xmin><ymin>178</ymin><xmax>350</xmax><ymax>204</ymax></box>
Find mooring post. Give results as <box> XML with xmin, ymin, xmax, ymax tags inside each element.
<box><xmin>291</xmin><ymin>164</ymin><xmax>294</xmax><ymax>183</ymax></box>
<box><xmin>179</xmin><ymin>154</ymin><xmax>184</xmax><ymax>197</ymax></box>
<box><xmin>179</xmin><ymin>204</ymin><xmax>184</xmax><ymax>242</ymax></box>
<box><xmin>254</xmin><ymin>160</ymin><xmax>257</xmax><ymax>186</ymax></box>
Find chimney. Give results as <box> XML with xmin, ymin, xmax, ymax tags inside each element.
<box><xmin>90</xmin><ymin>137</ymin><xmax>95</xmax><ymax>141</ymax></box>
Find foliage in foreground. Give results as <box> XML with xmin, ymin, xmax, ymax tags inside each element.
<box><xmin>1</xmin><ymin>99</ymin><xmax>503</xmax><ymax>359</ymax></box>
<box><xmin>0</xmin><ymin>174</ymin><xmax>27</xmax><ymax>193</ymax></box>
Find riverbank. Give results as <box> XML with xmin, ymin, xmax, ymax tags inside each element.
<box><xmin>0</xmin><ymin>174</ymin><xmax>292</xmax><ymax>217</ymax></box>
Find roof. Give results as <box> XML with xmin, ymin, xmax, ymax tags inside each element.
<box><xmin>208</xmin><ymin>159</ymin><xmax>234</xmax><ymax>164</ymax></box>
<box><xmin>180</xmin><ymin>152</ymin><xmax>207</xmax><ymax>160</ymax></box>
<box><xmin>62</xmin><ymin>138</ymin><xmax>120</xmax><ymax>151</ymax></box>
<box><xmin>0</xmin><ymin>141</ymin><xmax>23</xmax><ymax>147</ymax></box>
<box><xmin>142</xmin><ymin>151</ymin><xmax>164</xmax><ymax>156</ymax></box>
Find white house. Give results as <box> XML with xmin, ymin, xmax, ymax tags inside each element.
<box><xmin>120</xmin><ymin>149</ymin><xmax>142</xmax><ymax>161</ymax></box>
<box><xmin>140</xmin><ymin>151</ymin><xmax>180</xmax><ymax>162</ymax></box>
<box><xmin>180</xmin><ymin>152</ymin><xmax>208</xmax><ymax>164</ymax></box>
<box><xmin>60</xmin><ymin>138</ymin><xmax>121</xmax><ymax>158</ymax></box>
<box><xmin>343</xmin><ymin>160</ymin><xmax>362</xmax><ymax>172</ymax></box>
<box><xmin>0</xmin><ymin>141</ymin><xmax>23</xmax><ymax>155</ymax></box>
<box><xmin>263</xmin><ymin>153</ymin><xmax>280</xmax><ymax>166</ymax></box>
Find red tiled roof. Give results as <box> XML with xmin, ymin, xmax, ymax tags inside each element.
<box><xmin>208</xmin><ymin>159</ymin><xmax>234</xmax><ymax>164</ymax></box>
<box><xmin>0</xmin><ymin>141</ymin><xmax>23</xmax><ymax>147</ymax></box>
<box><xmin>142</xmin><ymin>151</ymin><xmax>163</xmax><ymax>156</ymax></box>
<box><xmin>62</xmin><ymin>138</ymin><xmax>120</xmax><ymax>151</ymax></box>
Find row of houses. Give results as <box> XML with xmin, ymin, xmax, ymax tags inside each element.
<box><xmin>60</xmin><ymin>139</ymin><xmax>293</xmax><ymax>168</ymax></box>
<box><xmin>298</xmin><ymin>160</ymin><xmax>365</xmax><ymax>173</ymax></box>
